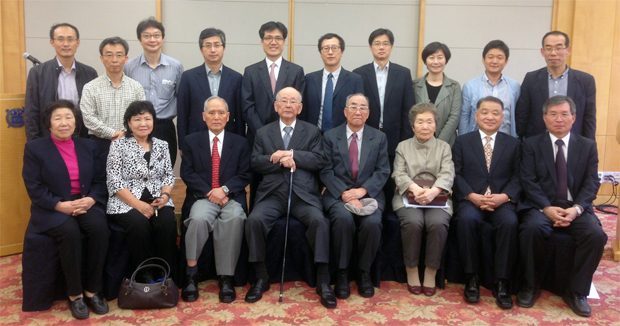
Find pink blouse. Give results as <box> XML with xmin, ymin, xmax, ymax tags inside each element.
<box><xmin>51</xmin><ymin>136</ymin><xmax>81</xmax><ymax>195</ymax></box>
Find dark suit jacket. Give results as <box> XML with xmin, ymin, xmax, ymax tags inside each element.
<box><xmin>452</xmin><ymin>131</ymin><xmax>521</xmax><ymax>203</ymax></box>
<box><xmin>180</xmin><ymin>130</ymin><xmax>251</xmax><ymax>207</ymax></box>
<box><xmin>176</xmin><ymin>64</ymin><xmax>243</xmax><ymax>150</ymax></box>
<box><xmin>353</xmin><ymin>62</ymin><xmax>414</xmax><ymax>157</ymax></box>
<box><xmin>242</xmin><ymin>59</ymin><xmax>305</xmax><ymax>136</ymax></box>
<box><xmin>320</xmin><ymin>124</ymin><xmax>390</xmax><ymax>210</ymax></box>
<box><xmin>22</xmin><ymin>137</ymin><xmax>106</xmax><ymax>233</ymax></box>
<box><xmin>518</xmin><ymin>132</ymin><xmax>599</xmax><ymax>213</ymax></box>
<box><xmin>516</xmin><ymin>67</ymin><xmax>596</xmax><ymax>139</ymax></box>
<box><xmin>252</xmin><ymin>119</ymin><xmax>328</xmax><ymax>208</ymax></box>
<box><xmin>300</xmin><ymin>68</ymin><xmax>364</xmax><ymax>130</ymax></box>
<box><xmin>25</xmin><ymin>58</ymin><xmax>98</xmax><ymax>141</ymax></box>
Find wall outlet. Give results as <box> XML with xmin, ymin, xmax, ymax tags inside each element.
<box><xmin>598</xmin><ymin>171</ymin><xmax>620</xmax><ymax>184</ymax></box>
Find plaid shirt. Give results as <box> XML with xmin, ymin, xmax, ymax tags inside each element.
<box><xmin>80</xmin><ymin>74</ymin><xmax>145</xmax><ymax>139</ymax></box>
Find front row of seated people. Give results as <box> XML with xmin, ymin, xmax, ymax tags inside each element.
<box><xmin>23</xmin><ymin>89</ymin><xmax>606</xmax><ymax>319</ymax></box>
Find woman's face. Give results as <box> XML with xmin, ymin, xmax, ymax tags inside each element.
<box><xmin>128</xmin><ymin>112</ymin><xmax>154</xmax><ymax>139</ymax></box>
<box><xmin>49</xmin><ymin>107</ymin><xmax>75</xmax><ymax>140</ymax></box>
<box><xmin>425</xmin><ymin>50</ymin><xmax>446</xmax><ymax>74</ymax></box>
<box><xmin>412</xmin><ymin>111</ymin><xmax>436</xmax><ymax>142</ymax></box>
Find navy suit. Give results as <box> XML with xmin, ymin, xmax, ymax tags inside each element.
<box><xmin>321</xmin><ymin>124</ymin><xmax>389</xmax><ymax>271</ymax></box>
<box><xmin>518</xmin><ymin>132</ymin><xmax>607</xmax><ymax>295</ymax></box>
<box><xmin>300</xmin><ymin>68</ymin><xmax>364</xmax><ymax>131</ymax></box>
<box><xmin>516</xmin><ymin>67</ymin><xmax>596</xmax><ymax>139</ymax></box>
<box><xmin>452</xmin><ymin>131</ymin><xmax>520</xmax><ymax>281</ymax></box>
<box><xmin>177</xmin><ymin>64</ymin><xmax>243</xmax><ymax>150</ymax></box>
<box><xmin>353</xmin><ymin>62</ymin><xmax>414</xmax><ymax>158</ymax></box>
<box><xmin>242</xmin><ymin>59</ymin><xmax>305</xmax><ymax>138</ymax></box>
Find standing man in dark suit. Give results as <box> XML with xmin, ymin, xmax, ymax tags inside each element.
<box><xmin>25</xmin><ymin>23</ymin><xmax>98</xmax><ymax>141</ymax></box>
<box><xmin>301</xmin><ymin>33</ymin><xmax>364</xmax><ymax>132</ymax></box>
<box><xmin>517</xmin><ymin>95</ymin><xmax>607</xmax><ymax>317</ymax></box>
<box><xmin>353</xmin><ymin>28</ymin><xmax>413</xmax><ymax>160</ymax></box>
<box><xmin>452</xmin><ymin>96</ymin><xmax>520</xmax><ymax>309</ymax></box>
<box><xmin>177</xmin><ymin>28</ymin><xmax>243</xmax><ymax>151</ymax></box>
<box><xmin>180</xmin><ymin>96</ymin><xmax>250</xmax><ymax>303</ymax></box>
<box><xmin>242</xmin><ymin>21</ymin><xmax>305</xmax><ymax>140</ymax></box>
<box><xmin>516</xmin><ymin>31</ymin><xmax>596</xmax><ymax>140</ymax></box>
<box><xmin>320</xmin><ymin>93</ymin><xmax>389</xmax><ymax>299</ymax></box>
<box><xmin>244</xmin><ymin>87</ymin><xmax>336</xmax><ymax>308</ymax></box>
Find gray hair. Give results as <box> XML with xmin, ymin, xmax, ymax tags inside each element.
<box><xmin>203</xmin><ymin>95</ymin><xmax>229</xmax><ymax>112</ymax></box>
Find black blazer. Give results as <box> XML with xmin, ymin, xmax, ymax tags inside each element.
<box><xmin>252</xmin><ymin>120</ymin><xmax>328</xmax><ymax>209</ymax></box>
<box><xmin>518</xmin><ymin>132</ymin><xmax>599</xmax><ymax>213</ymax></box>
<box><xmin>22</xmin><ymin>137</ymin><xmax>106</xmax><ymax>233</ymax></box>
<box><xmin>24</xmin><ymin>58</ymin><xmax>98</xmax><ymax>141</ymax></box>
<box><xmin>320</xmin><ymin>124</ymin><xmax>390</xmax><ymax>210</ymax></box>
<box><xmin>176</xmin><ymin>64</ymin><xmax>243</xmax><ymax>150</ymax></box>
<box><xmin>242</xmin><ymin>59</ymin><xmax>305</xmax><ymax>137</ymax></box>
<box><xmin>353</xmin><ymin>62</ymin><xmax>414</xmax><ymax>157</ymax></box>
<box><xmin>300</xmin><ymin>68</ymin><xmax>364</xmax><ymax>129</ymax></box>
<box><xmin>452</xmin><ymin>131</ymin><xmax>521</xmax><ymax>203</ymax></box>
<box><xmin>180</xmin><ymin>130</ymin><xmax>251</xmax><ymax>207</ymax></box>
<box><xmin>516</xmin><ymin>67</ymin><xmax>596</xmax><ymax>139</ymax></box>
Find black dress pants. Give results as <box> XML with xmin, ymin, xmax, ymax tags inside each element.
<box><xmin>154</xmin><ymin>118</ymin><xmax>178</xmax><ymax>167</ymax></box>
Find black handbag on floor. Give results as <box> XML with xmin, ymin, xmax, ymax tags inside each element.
<box><xmin>118</xmin><ymin>257</ymin><xmax>179</xmax><ymax>309</ymax></box>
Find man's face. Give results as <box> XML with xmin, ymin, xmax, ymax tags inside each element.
<box><xmin>200</xmin><ymin>35</ymin><xmax>225</xmax><ymax>67</ymax></box>
<box><xmin>202</xmin><ymin>99</ymin><xmax>230</xmax><ymax>134</ymax></box>
<box><xmin>370</xmin><ymin>34</ymin><xmax>392</xmax><ymax>62</ymax></box>
<box><xmin>541</xmin><ymin>34</ymin><xmax>570</xmax><ymax>70</ymax></box>
<box><xmin>475</xmin><ymin>101</ymin><xmax>504</xmax><ymax>134</ymax></box>
<box><xmin>274</xmin><ymin>87</ymin><xmax>302</xmax><ymax>121</ymax></box>
<box><xmin>543</xmin><ymin>102</ymin><xmax>575</xmax><ymax>137</ymax></box>
<box><xmin>139</xmin><ymin>27</ymin><xmax>163</xmax><ymax>54</ymax></box>
<box><xmin>320</xmin><ymin>37</ymin><xmax>343</xmax><ymax>70</ymax></box>
<box><xmin>262</xmin><ymin>29</ymin><xmax>285</xmax><ymax>59</ymax></box>
<box><xmin>100</xmin><ymin>44</ymin><xmax>128</xmax><ymax>75</ymax></box>
<box><xmin>483</xmin><ymin>48</ymin><xmax>507</xmax><ymax>76</ymax></box>
<box><xmin>344</xmin><ymin>95</ymin><xmax>370</xmax><ymax>130</ymax></box>
<box><xmin>50</xmin><ymin>26</ymin><xmax>80</xmax><ymax>60</ymax></box>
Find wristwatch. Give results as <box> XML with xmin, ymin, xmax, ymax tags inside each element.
<box><xmin>573</xmin><ymin>204</ymin><xmax>583</xmax><ymax>216</ymax></box>
<box><xmin>222</xmin><ymin>185</ymin><xmax>230</xmax><ymax>195</ymax></box>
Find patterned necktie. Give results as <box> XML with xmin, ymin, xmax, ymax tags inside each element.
<box><xmin>211</xmin><ymin>136</ymin><xmax>220</xmax><ymax>189</ymax></box>
<box><xmin>322</xmin><ymin>73</ymin><xmax>334</xmax><ymax>131</ymax></box>
<box><xmin>269</xmin><ymin>63</ymin><xmax>277</xmax><ymax>94</ymax></box>
<box><xmin>283</xmin><ymin>126</ymin><xmax>293</xmax><ymax>149</ymax></box>
<box><xmin>349</xmin><ymin>132</ymin><xmax>359</xmax><ymax>181</ymax></box>
<box><xmin>483</xmin><ymin>136</ymin><xmax>492</xmax><ymax>195</ymax></box>
<box><xmin>555</xmin><ymin>139</ymin><xmax>568</xmax><ymax>200</ymax></box>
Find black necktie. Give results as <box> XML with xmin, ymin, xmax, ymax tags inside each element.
<box><xmin>555</xmin><ymin>139</ymin><xmax>568</xmax><ymax>201</ymax></box>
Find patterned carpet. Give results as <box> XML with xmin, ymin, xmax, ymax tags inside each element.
<box><xmin>1</xmin><ymin>210</ymin><xmax>619</xmax><ymax>325</ymax></box>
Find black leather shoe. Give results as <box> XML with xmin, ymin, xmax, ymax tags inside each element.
<box><xmin>68</xmin><ymin>297</ymin><xmax>89</xmax><ymax>320</ymax></box>
<box><xmin>219</xmin><ymin>276</ymin><xmax>236</xmax><ymax>303</ymax></box>
<box><xmin>182</xmin><ymin>273</ymin><xmax>199</xmax><ymax>302</ymax></box>
<box><xmin>493</xmin><ymin>280</ymin><xmax>513</xmax><ymax>309</ymax></box>
<box><xmin>316</xmin><ymin>283</ymin><xmax>337</xmax><ymax>309</ymax></box>
<box><xmin>245</xmin><ymin>278</ymin><xmax>269</xmax><ymax>303</ymax></box>
<box><xmin>563</xmin><ymin>292</ymin><xmax>591</xmax><ymax>317</ymax></box>
<box><xmin>84</xmin><ymin>293</ymin><xmax>109</xmax><ymax>314</ymax></box>
<box><xmin>357</xmin><ymin>271</ymin><xmax>374</xmax><ymax>298</ymax></box>
<box><xmin>516</xmin><ymin>287</ymin><xmax>539</xmax><ymax>308</ymax></box>
<box><xmin>464</xmin><ymin>275</ymin><xmax>480</xmax><ymax>303</ymax></box>
<box><xmin>334</xmin><ymin>270</ymin><xmax>350</xmax><ymax>299</ymax></box>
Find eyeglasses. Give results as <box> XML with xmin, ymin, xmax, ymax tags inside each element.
<box><xmin>54</xmin><ymin>37</ymin><xmax>77</xmax><ymax>44</ymax></box>
<box><xmin>263</xmin><ymin>36</ymin><xmax>285</xmax><ymax>43</ymax></box>
<box><xmin>372</xmin><ymin>41</ymin><xmax>391</xmax><ymax>47</ymax></box>
<box><xmin>347</xmin><ymin>105</ymin><xmax>369</xmax><ymax>112</ymax></box>
<box><xmin>321</xmin><ymin>45</ymin><xmax>341</xmax><ymax>52</ymax></box>
<box><xmin>202</xmin><ymin>42</ymin><xmax>223</xmax><ymax>49</ymax></box>
<box><xmin>543</xmin><ymin>46</ymin><xmax>567</xmax><ymax>53</ymax></box>
<box><xmin>276</xmin><ymin>99</ymin><xmax>301</xmax><ymax>105</ymax></box>
<box><xmin>141</xmin><ymin>33</ymin><xmax>162</xmax><ymax>40</ymax></box>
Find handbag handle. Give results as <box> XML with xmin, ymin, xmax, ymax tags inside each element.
<box><xmin>129</xmin><ymin>257</ymin><xmax>171</xmax><ymax>287</ymax></box>
<box><xmin>135</xmin><ymin>257</ymin><xmax>171</xmax><ymax>274</ymax></box>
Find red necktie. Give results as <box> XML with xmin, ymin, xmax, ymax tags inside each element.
<box><xmin>212</xmin><ymin>136</ymin><xmax>220</xmax><ymax>189</ymax></box>
<box><xmin>349</xmin><ymin>132</ymin><xmax>359</xmax><ymax>181</ymax></box>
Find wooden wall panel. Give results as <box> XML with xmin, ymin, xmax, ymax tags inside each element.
<box><xmin>0</xmin><ymin>0</ymin><xmax>26</xmax><ymax>93</ymax></box>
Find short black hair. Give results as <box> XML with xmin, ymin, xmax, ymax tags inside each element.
<box><xmin>542</xmin><ymin>31</ymin><xmax>570</xmax><ymax>48</ymax></box>
<box><xmin>199</xmin><ymin>28</ymin><xmax>226</xmax><ymax>49</ymax></box>
<box><xmin>368</xmin><ymin>28</ymin><xmax>394</xmax><ymax>46</ymax></box>
<box><xmin>259</xmin><ymin>21</ymin><xmax>287</xmax><ymax>40</ymax></box>
<box><xmin>318</xmin><ymin>33</ymin><xmax>345</xmax><ymax>52</ymax></box>
<box><xmin>482</xmin><ymin>40</ymin><xmax>510</xmax><ymax>59</ymax></box>
<box><xmin>123</xmin><ymin>101</ymin><xmax>157</xmax><ymax>139</ymax></box>
<box><xmin>49</xmin><ymin>23</ymin><xmax>79</xmax><ymax>40</ymax></box>
<box><xmin>136</xmin><ymin>17</ymin><xmax>165</xmax><ymax>40</ymax></box>
<box><xmin>421</xmin><ymin>42</ymin><xmax>451</xmax><ymax>63</ymax></box>
<box><xmin>476</xmin><ymin>96</ymin><xmax>504</xmax><ymax>110</ymax></box>
<box><xmin>99</xmin><ymin>37</ymin><xmax>129</xmax><ymax>56</ymax></box>
<box><xmin>43</xmin><ymin>99</ymin><xmax>78</xmax><ymax>131</ymax></box>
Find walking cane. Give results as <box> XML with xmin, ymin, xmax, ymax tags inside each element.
<box><xmin>279</xmin><ymin>165</ymin><xmax>294</xmax><ymax>303</ymax></box>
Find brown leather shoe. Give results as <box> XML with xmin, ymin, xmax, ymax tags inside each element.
<box><xmin>407</xmin><ymin>285</ymin><xmax>422</xmax><ymax>295</ymax></box>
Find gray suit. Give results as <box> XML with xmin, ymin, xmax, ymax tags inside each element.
<box><xmin>321</xmin><ymin>124</ymin><xmax>390</xmax><ymax>271</ymax></box>
<box><xmin>413</xmin><ymin>74</ymin><xmax>462</xmax><ymax>145</ymax></box>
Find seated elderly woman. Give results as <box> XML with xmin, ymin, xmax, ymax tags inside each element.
<box><xmin>22</xmin><ymin>100</ymin><xmax>110</xmax><ymax>320</ymax></box>
<box><xmin>106</xmin><ymin>101</ymin><xmax>177</xmax><ymax>280</ymax></box>
<box><xmin>392</xmin><ymin>102</ymin><xmax>455</xmax><ymax>296</ymax></box>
